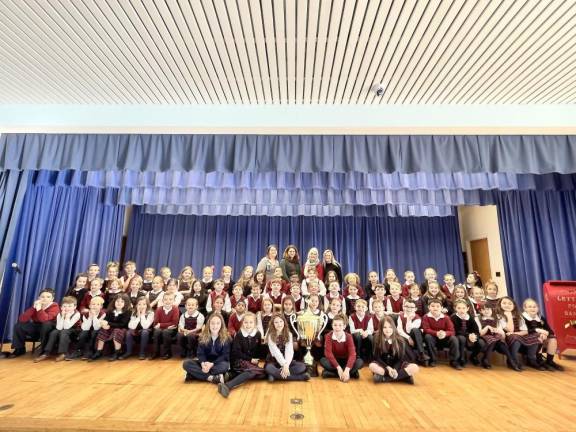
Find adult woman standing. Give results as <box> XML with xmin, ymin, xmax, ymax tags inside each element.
<box><xmin>303</xmin><ymin>247</ymin><xmax>323</xmax><ymax>282</ymax></box>
<box><xmin>322</xmin><ymin>249</ymin><xmax>342</xmax><ymax>285</ymax></box>
<box><xmin>279</xmin><ymin>245</ymin><xmax>301</xmax><ymax>281</ymax></box>
<box><xmin>256</xmin><ymin>245</ymin><xmax>280</xmax><ymax>280</ymax></box>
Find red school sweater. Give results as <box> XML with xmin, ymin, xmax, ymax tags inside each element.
<box><xmin>422</xmin><ymin>313</ymin><xmax>455</xmax><ymax>337</ymax></box>
<box><xmin>324</xmin><ymin>331</ymin><xmax>357</xmax><ymax>369</ymax></box>
<box><xmin>153</xmin><ymin>306</ymin><xmax>180</xmax><ymax>329</ymax></box>
<box><xmin>19</xmin><ymin>303</ymin><xmax>60</xmax><ymax>323</ymax></box>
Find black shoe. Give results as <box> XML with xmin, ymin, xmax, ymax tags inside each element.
<box><xmin>184</xmin><ymin>373</ymin><xmax>194</xmax><ymax>383</ymax></box>
<box><xmin>118</xmin><ymin>352</ymin><xmax>130</xmax><ymax>360</ymax></box>
<box><xmin>321</xmin><ymin>370</ymin><xmax>338</xmax><ymax>379</ymax></box>
<box><xmin>217</xmin><ymin>383</ymin><xmax>230</xmax><ymax>398</ymax></box>
<box><xmin>267</xmin><ymin>374</ymin><xmax>275</xmax><ymax>382</ymax></box>
<box><xmin>417</xmin><ymin>353</ymin><xmax>428</xmax><ymax>365</ymax></box>
<box><xmin>108</xmin><ymin>352</ymin><xmax>120</xmax><ymax>362</ymax></box>
<box><xmin>7</xmin><ymin>349</ymin><xmax>25</xmax><ymax>358</ymax></box>
<box><xmin>65</xmin><ymin>350</ymin><xmax>82</xmax><ymax>361</ymax></box>
<box><xmin>88</xmin><ymin>351</ymin><xmax>103</xmax><ymax>362</ymax></box>
<box><xmin>481</xmin><ymin>359</ymin><xmax>492</xmax><ymax>369</ymax></box>
<box><xmin>308</xmin><ymin>364</ymin><xmax>319</xmax><ymax>377</ymax></box>
<box><xmin>547</xmin><ymin>360</ymin><xmax>564</xmax><ymax>371</ymax></box>
<box><xmin>161</xmin><ymin>354</ymin><xmax>172</xmax><ymax>360</ymax></box>
<box><xmin>470</xmin><ymin>356</ymin><xmax>480</xmax><ymax>366</ymax></box>
<box><xmin>350</xmin><ymin>370</ymin><xmax>360</xmax><ymax>379</ymax></box>
<box><xmin>139</xmin><ymin>354</ymin><xmax>147</xmax><ymax>360</ymax></box>
<box><xmin>404</xmin><ymin>376</ymin><xmax>415</xmax><ymax>385</ymax></box>
<box><xmin>373</xmin><ymin>374</ymin><xmax>385</xmax><ymax>383</ymax></box>
<box><xmin>450</xmin><ymin>361</ymin><xmax>463</xmax><ymax>370</ymax></box>
<box><xmin>528</xmin><ymin>360</ymin><xmax>546</xmax><ymax>371</ymax></box>
<box><xmin>428</xmin><ymin>361</ymin><xmax>437</xmax><ymax>368</ymax></box>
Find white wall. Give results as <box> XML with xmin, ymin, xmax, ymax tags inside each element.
<box><xmin>458</xmin><ymin>205</ymin><xmax>508</xmax><ymax>296</ymax></box>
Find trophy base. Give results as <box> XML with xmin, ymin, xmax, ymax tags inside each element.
<box><xmin>303</xmin><ymin>348</ymin><xmax>314</xmax><ymax>366</ymax></box>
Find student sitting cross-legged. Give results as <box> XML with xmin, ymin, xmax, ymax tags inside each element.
<box><xmin>320</xmin><ymin>314</ymin><xmax>364</xmax><ymax>382</ymax></box>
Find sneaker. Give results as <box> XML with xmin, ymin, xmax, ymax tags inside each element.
<box><xmin>302</xmin><ymin>373</ymin><xmax>311</xmax><ymax>381</ymax></box>
<box><xmin>33</xmin><ymin>354</ymin><xmax>48</xmax><ymax>363</ymax></box>
<box><xmin>404</xmin><ymin>376</ymin><xmax>415</xmax><ymax>385</ymax></box>
<box><xmin>217</xmin><ymin>383</ymin><xmax>230</xmax><ymax>398</ymax></box>
<box><xmin>55</xmin><ymin>354</ymin><xmax>66</xmax><ymax>362</ymax></box>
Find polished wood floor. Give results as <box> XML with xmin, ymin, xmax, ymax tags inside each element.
<box><xmin>0</xmin><ymin>344</ymin><xmax>574</xmax><ymax>432</ymax></box>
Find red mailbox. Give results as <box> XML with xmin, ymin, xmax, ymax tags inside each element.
<box><xmin>543</xmin><ymin>281</ymin><xmax>576</xmax><ymax>354</ymax></box>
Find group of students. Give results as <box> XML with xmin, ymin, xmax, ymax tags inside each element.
<box><xmin>4</xmin><ymin>244</ymin><xmax>565</xmax><ymax>398</ymax></box>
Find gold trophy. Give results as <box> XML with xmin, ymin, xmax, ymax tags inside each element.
<box><xmin>294</xmin><ymin>309</ymin><xmax>328</xmax><ymax>366</ymax></box>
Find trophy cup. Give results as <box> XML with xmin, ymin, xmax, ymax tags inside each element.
<box><xmin>295</xmin><ymin>309</ymin><xmax>328</xmax><ymax>367</ymax></box>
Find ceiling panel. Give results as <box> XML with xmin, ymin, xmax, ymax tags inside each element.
<box><xmin>0</xmin><ymin>0</ymin><xmax>574</xmax><ymax>105</ymax></box>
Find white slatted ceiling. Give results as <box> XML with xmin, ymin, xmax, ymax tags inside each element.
<box><xmin>0</xmin><ymin>0</ymin><xmax>574</xmax><ymax>105</ymax></box>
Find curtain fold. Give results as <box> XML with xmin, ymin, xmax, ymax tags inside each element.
<box><xmin>496</xmin><ymin>190</ymin><xmax>576</xmax><ymax>305</ymax></box>
<box><xmin>126</xmin><ymin>206</ymin><xmax>464</xmax><ymax>289</ymax></box>
<box><xmin>0</xmin><ymin>184</ymin><xmax>125</xmax><ymax>339</ymax></box>
<box><xmin>3</xmin><ymin>134</ymin><xmax>576</xmax><ymax>174</ymax></box>
<box><xmin>0</xmin><ymin>170</ymin><xmax>30</xmax><ymax>285</ymax></box>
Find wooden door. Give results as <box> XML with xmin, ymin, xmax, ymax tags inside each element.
<box><xmin>470</xmin><ymin>238</ymin><xmax>492</xmax><ymax>284</ymax></box>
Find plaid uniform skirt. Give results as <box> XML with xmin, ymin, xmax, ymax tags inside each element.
<box><xmin>97</xmin><ymin>328</ymin><xmax>127</xmax><ymax>344</ymax></box>
<box><xmin>234</xmin><ymin>359</ymin><xmax>267</xmax><ymax>377</ymax></box>
<box><xmin>482</xmin><ymin>332</ymin><xmax>503</xmax><ymax>345</ymax></box>
<box><xmin>505</xmin><ymin>332</ymin><xmax>540</xmax><ymax>347</ymax></box>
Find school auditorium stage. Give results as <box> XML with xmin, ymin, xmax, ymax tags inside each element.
<box><xmin>0</xmin><ymin>346</ymin><xmax>573</xmax><ymax>432</ymax></box>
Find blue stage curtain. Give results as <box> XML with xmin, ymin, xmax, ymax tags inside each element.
<box><xmin>496</xmin><ymin>190</ymin><xmax>576</xmax><ymax>305</ymax></box>
<box><xmin>2</xmin><ymin>134</ymin><xmax>576</xmax><ymax>174</ymax></box>
<box><xmin>29</xmin><ymin>170</ymin><xmax>576</xmax><ymax>214</ymax></box>
<box><xmin>0</xmin><ymin>170</ymin><xmax>30</xmax><ymax>282</ymax></box>
<box><xmin>126</xmin><ymin>206</ymin><xmax>464</xmax><ymax>286</ymax></box>
<box><xmin>0</xmin><ymin>183</ymin><xmax>125</xmax><ymax>339</ymax></box>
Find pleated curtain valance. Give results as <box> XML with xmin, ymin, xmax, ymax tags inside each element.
<box><xmin>3</xmin><ymin>134</ymin><xmax>576</xmax><ymax>174</ymax></box>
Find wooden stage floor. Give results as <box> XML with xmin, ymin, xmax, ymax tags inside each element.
<box><xmin>0</xmin><ymin>346</ymin><xmax>574</xmax><ymax>432</ymax></box>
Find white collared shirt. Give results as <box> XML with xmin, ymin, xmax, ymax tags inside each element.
<box><xmin>56</xmin><ymin>311</ymin><xmax>81</xmax><ymax>330</ymax></box>
<box><xmin>331</xmin><ymin>331</ymin><xmax>347</xmax><ymax>343</ymax></box>
<box><xmin>178</xmin><ymin>310</ymin><xmax>205</xmax><ymax>331</ymax></box>
<box><xmin>522</xmin><ymin>311</ymin><xmax>541</xmax><ymax>322</ymax></box>
<box><xmin>128</xmin><ymin>310</ymin><xmax>155</xmax><ymax>330</ymax></box>
<box><xmin>240</xmin><ymin>328</ymin><xmax>258</xmax><ymax>338</ymax></box>
<box><xmin>426</xmin><ymin>312</ymin><xmax>445</xmax><ymax>321</ymax></box>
